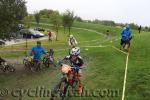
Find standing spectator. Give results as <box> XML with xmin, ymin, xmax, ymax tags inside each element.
<box><xmin>106</xmin><ymin>30</ymin><xmax>109</xmax><ymax>36</ymax></box>
<box><xmin>138</xmin><ymin>25</ymin><xmax>142</xmax><ymax>34</ymax></box>
<box><xmin>48</xmin><ymin>31</ymin><xmax>52</xmax><ymax>41</ymax></box>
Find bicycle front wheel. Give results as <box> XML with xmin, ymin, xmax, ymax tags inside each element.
<box><xmin>50</xmin><ymin>77</ymin><xmax>69</xmax><ymax>100</ymax></box>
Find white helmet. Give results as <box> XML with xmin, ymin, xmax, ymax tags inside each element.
<box><xmin>70</xmin><ymin>47</ymin><xmax>80</xmax><ymax>56</ymax></box>
<box><xmin>70</xmin><ymin>34</ymin><xmax>73</xmax><ymax>38</ymax></box>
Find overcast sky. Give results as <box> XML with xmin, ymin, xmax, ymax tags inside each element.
<box><xmin>26</xmin><ymin>0</ymin><xmax>150</xmax><ymax>26</ymax></box>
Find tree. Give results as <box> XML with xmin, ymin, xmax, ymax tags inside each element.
<box><xmin>34</xmin><ymin>12</ymin><xmax>40</xmax><ymax>26</ymax></box>
<box><xmin>39</xmin><ymin>9</ymin><xmax>54</xmax><ymax>18</ymax></box>
<box><xmin>75</xmin><ymin>16</ymin><xmax>83</xmax><ymax>22</ymax></box>
<box><xmin>128</xmin><ymin>23</ymin><xmax>139</xmax><ymax>30</ymax></box>
<box><xmin>62</xmin><ymin>13</ymin><xmax>68</xmax><ymax>34</ymax></box>
<box><xmin>0</xmin><ymin>0</ymin><xmax>27</xmax><ymax>39</ymax></box>
<box><xmin>23</xmin><ymin>14</ymin><xmax>32</xmax><ymax>28</ymax></box>
<box><xmin>62</xmin><ymin>10</ymin><xmax>75</xmax><ymax>35</ymax></box>
<box><xmin>50</xmin><ymin>11</ymin><xmax>62</xmax><ymax>41</ymax></box>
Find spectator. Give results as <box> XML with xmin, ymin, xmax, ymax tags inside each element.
<box><xmin>138</xmin><ymin>25</ymin><xmax>142</xmax><ymax>34</ymax></box>
<box><xmin>48</xmin><ymin>31</ymin><xmax>52</xmax><ymax>41</ymax></box>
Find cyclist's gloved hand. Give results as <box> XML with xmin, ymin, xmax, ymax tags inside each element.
<box><xmin>72</xmin><ymin>65</ymin><xmax>80</xmax><ymax>72</ymax></box>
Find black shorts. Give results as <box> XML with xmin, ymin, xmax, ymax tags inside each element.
<box><xmin>121</xmin><ymin>39</ymin><xmax>125</xmax><ymax>45</ymax></box>
<box><xmin>121</xmin><ymin>39</ymin><xmax>129</xmax><ymax>45</ymax></box>
<box><xmin>121</xmin><ymin>37</ymin><xmax>132</xmax><ymax>45</ymax></box>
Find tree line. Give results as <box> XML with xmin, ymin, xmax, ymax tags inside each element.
<box><xmin>0</xmin><ymin>0</ymin><xmax>27</xmax><ymax>39</ymax></box>
<box><xmin>0</xmin><ymin>0</ymin><xmax>76</xmax><ymax>40</ymax></box>
<box><xmin>1</xmin><ymin>0</ymin><xmax>150</xmax><ymax>39</ymax></box>
<box><xmin>32</xmin><ymin>9</ymin><xmax>76</xmax><ymax>40</ymax></box>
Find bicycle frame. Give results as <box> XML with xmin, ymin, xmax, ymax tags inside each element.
<box><xmin>50</xmin><ymin>61</ymin><xmax>84</xmax><ymax>100</ymax></box>
<box><xmin>23</xmin><ymin>57</ymin><xmax>42</xmax><ymax>71</ymax></box>
<box><xmin>66</xmin><ymin>68</ymin><xmax>81</xmax><ymax>86</ymax></box>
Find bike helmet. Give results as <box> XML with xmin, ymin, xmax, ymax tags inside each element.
<box><xmin>61</xmin><ymin>64</ymin><xmax>71</xmax><ymax>74</ymax></box>
<box><xmin>70</xmin><ymin>47</ymin><xmax>80</xmax><ymax>56</ymax></box>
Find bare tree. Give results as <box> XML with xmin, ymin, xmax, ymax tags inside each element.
<box><xmin>62</xmin><ymin>10</ymin><xmax>75</xmax><ymax>35</ymax></box>
<box><xmin>50</xmin><ymin>11</ymin><xmax>62</xmax><ymax>41</ymax></box>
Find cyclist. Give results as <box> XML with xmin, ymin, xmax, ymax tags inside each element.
<box><xmin>30</xmin><ymin>41</ymin><xmax>47</xmax><ymax>63</ymax></box>
<box><xmin>68</xmin><ymin>34</ymin><xmax>78</xmax><ymax>53</ymax></box>
<box><xmin>63</xmin><ymin>47</ymin><xmax>84</xmax><ymax>73</ymax></box>
<box><xmin>120</xmin><ymin>25</ymin><xmax>132</xmax><ymax>50</ymax></box>
<box><xmin>62</xmin><ymin>47</ymin><xmax>85</xmax><ymax>94</ymax></box>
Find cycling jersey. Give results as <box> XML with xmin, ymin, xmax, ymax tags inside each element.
<box><xmin>68</xmin><ymin>37</ymin><xmax>78</xmax><ymax>46</ymax></box>
<box><xmin>30</xmin><ymin>46</ymin><xmax>46</xmax><ymax>60</ymax></box>
<box><xmin>64</xmin><ymin>55</ymin><xmax>84</xmax><ymax>67</ymax></box>
<box><xmin>121</xmin><ymin>27</ymin><xmax>132</xmax><ymax>41</ymax></box>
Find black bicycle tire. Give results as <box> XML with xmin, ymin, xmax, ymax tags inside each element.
<box><xmin>50</xmin><ymin>77</ymin><xmax>68</xmax><ymax>100</ymax></box>
<box><xmin>7</xmin><ymin>65</ymin><xmax>15</xmax><ymax>72</ymax></box>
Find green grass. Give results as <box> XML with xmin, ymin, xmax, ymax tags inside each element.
<box><xmin>125</xmin><ymin>33</ymin><xmax>150</xmax><ymax>100</ymax></box>
<box><xmin>32</xmin><ymin>18</ymin><xmax>139</xmax><ymax>36</ymax></box>
<box><xmin>0</xmin><ymin>21</ymin><xmax>149</xmax><ymax>100</ymax></box>
<box><xmin>0</xmin><ymin>26</ymin><xmax>103</xmax><ymax>58</ymax></box>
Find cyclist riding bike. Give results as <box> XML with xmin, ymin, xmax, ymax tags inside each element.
<box><xmin>68</xmin><ymin>35</ymin><xmax>78</xmax><ymax>53</ymax></box>
<box><xmin>30</xmin><ymin>41</ymin><xmax>47</xmax><ymax>65</ymax></box>
<box><xmin>63</xmin><ymin>47</ymin><xmax>84</xmax><ymax>86</ymax></box>
<box><xmin>62</xmin><ymin>47</ymin><xmax>85</xmax><ymax>93</ymax></box>
<box><xmin>63</xmin><ymin>47</ymin><xmax>84</xmax><ymax>73</ymax></box>
<box><xmin>120</xmin><ymin>25</ymin><xmax>132</xmax><ymax>51</ymax></box>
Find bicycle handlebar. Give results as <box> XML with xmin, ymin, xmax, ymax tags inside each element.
<box><xmin>58</xmin><ymin>59</ymin><xmax>85</xmax><ymax>70</ymax></box>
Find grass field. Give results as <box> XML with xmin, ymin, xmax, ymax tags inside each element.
<box><xmin>0</xmin><ymin>21</ymin><xmax>149</xmax><ymax>100</ymax></box>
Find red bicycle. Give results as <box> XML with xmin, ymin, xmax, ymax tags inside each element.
<box><xmin>50</xmin><ymin>60</ymin><xmax>84</xmax><ymax>100</ymax></box>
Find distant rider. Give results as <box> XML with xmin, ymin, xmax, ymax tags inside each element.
<box><xmin>68</xmin><ymin>34</ymin><xmax>78</xmax><ymax>53</ymax></box>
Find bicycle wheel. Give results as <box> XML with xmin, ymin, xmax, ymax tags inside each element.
<box><xmin>44</xmin><ymin>59</ymin><xmax>50</xmax><ymax>68</ymax></box>
<box><xmin>30</xmin><ymin>63</ymin><xmax>37</xmax><ymax>72</ymax></box>
<box><xmin>23</xmin><ymin>60</ymin><xmax>31</xmax><ymax>70</ymax></box>
<box><xmin>50</xmin><ymin>77</ymin><xmax>68</xmax><ymax>100</ymax></box>
<box><xmin>74</xmin><ymin>82</ymin><xmax>84</xmax><ymax>95</ymax></box>
<box><xmin>7</xmin><ymin>65</ymin><xmax>15</xmax><ymax>72</ymax></box>
<box><xmin>37</xmin><ymin>62</ymin><xmax>42</xmax><ymax>71</ymax></box>
<box><xmin>72</xmin><ymin>76</ymin><xmax>84</xmax><ymax>95</ymax></box>
<box><xmin>0</xmin><ymin>65</ymin><xmax>6</xmax><ymax>72</ymax></box>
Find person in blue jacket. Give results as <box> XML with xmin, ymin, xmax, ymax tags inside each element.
<box><xmin>120</xmin><ymin>25</ymin><xmax>132</xmax><ymax>49</ymax></box>
<box><xmin>30</xmin><ymin>41</ymin><xmax>47</xmax><ymax>62</ymax></box>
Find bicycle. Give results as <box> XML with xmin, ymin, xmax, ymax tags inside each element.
<box><xmin>50</xmin><ymin>60</ymin><xmax>84</xmax><ymax>100</ymax></box>
<box><xmin>23</xmin><ymin>57</ymin><xmax>42</xmax><ymax>72</ymax></box>
<box><xmin>0</xmin><ymin>58</ymin><xmax>15</xmax><ymax>72</ymax></box>
<box><xmin>43</xmin><ymin>52</ymin><xmax>57</xmax><ymax>68</ymax></box>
